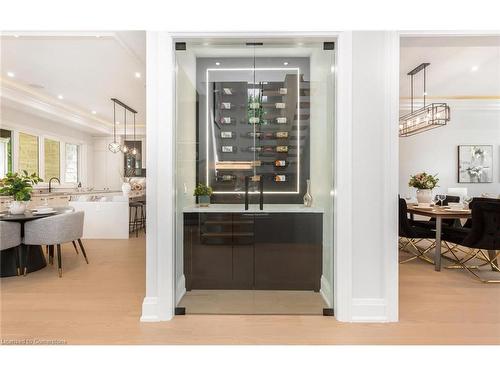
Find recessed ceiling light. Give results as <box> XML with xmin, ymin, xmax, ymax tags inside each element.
<box><xmin>57</xmin><ymin>94</ymin><xmax>64</xmax><ymax>100</ymax></box>
<box><xmin>115</xmin><ymin>121</ymin><xmax>120</xmax><ymax>125</ymax></box>
<box><xmin>283</xmin><ymin>61</ymin><xmax>289</xmax><ymax>66</ymax></box>
<box><xmin>135</xmin><ymin>72</ymin><xmax>141</xmax><ymax>78</ymax></box>
<box><xmin>7</xmin><ymin>71</ymin><xmax>15</xmax><ymax>78</ymax></box>
<box><xmin>91</xmin><ymin>110</ymin><xmax>97</xmax><ymax>115</ymax></box>
<box><xmin>215</xmin><ymin>62</ymin><xmax>221</xmax><ymax>66</ymax></box>
<box><xmin>471</xmin><ymin>65</ymin><xmax>479</xmax><ymax>72</ymax></box>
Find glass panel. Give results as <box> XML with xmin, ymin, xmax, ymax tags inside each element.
<box><xmin>18</xmin><ymin>132</ymin><xmax>39</xmax><ymax>175</ymax></box>
<box><xmin>0</xmin><ymin>129</ymin><xmax>13</xmax><ymax>178</ymax></box>
<box><xmin>65</xmin><ymin>143</ymin><xmax>79</xmax><ymax>183</ymax></box>
<box><xmin>175</xmin><ymin>39</ymin><xmax>336</xmax><ymax>315</ymax></box>
<box><xmin>44</xmin><ymin>138</ymin><xmax>60</xmax><ymax>180</ymax></box>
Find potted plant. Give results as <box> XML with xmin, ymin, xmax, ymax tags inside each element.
<box><xmin>408</xmin><ymin>172</ymin><xmax>439</xmax><ymax>204</ymax></box>
<box><xmin>194</xmin><ymin>183</ymin><xmax>213</xmax><ymax>207</ymax></box>
<box><xmin>0</xmin><ymin>170</ymin><xmax>43</xmax><ymax>214</ymax></box>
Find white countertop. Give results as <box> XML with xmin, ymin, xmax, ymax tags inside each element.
<box><xmin>183</xmin><ymin>204</ymin><xmax>324</xmax><ymax>213</ymax></box>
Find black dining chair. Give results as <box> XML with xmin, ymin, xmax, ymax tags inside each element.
<box><xmin>442</xmin><ymin>200</ymin><xmax>500</xmax><ymax>283</ymax></box>
<box><xmin>398</xmin><ymin>198</ymin><xmax>436</xmax><ymax>264</ymax></box>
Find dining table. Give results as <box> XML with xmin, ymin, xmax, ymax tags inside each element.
<box><xmin>406</xmin><ymin>203</ymin><xmax>472</xmax><ymax>271</ymax></box>
<box><xmin>0</xmin><ymin>208</ymin><xmax>67</xmax><ymax>277</ymax></box>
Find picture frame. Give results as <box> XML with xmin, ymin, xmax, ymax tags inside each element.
<box><xmin>457</xmin><ymin>145</ymin><xmax>493</xmax><ymax>183</ymax></box>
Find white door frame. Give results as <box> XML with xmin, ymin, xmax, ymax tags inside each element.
<box><xmin>140</xmin><ymin>31</ymin><xmax>400</xmax><ymax>322</ymax></box>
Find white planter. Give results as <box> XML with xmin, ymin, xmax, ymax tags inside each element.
<box><xmin>416</xmin><ymin>189</ymin><xmax>432</xmax><ymax>204</ymax></box>
<box><xmin>9</xmin><ymin>201</ymin><xmax>28</xmax><ymax>215</ymax></box>
<box><xmin>121</xmin><ymin>182</ymin><xmax>132</xmax><ymax>195</ymax></box>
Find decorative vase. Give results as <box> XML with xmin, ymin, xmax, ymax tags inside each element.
<box><xmin>121</xmin><ymin>181</ymin><xmax>132</xmax><ymax>195</ymax></box>
<box><xmin>416</xmin><ymin>189</ymin><xmax>432</xmax><ymax>204</ymax></box>
<box><xmin>9</xmin><ymin>201</ymin><xmax>27</xmax><ymax>215</ymax></box>
<box><xmin>303</xmin><ymin>179</ymin><xmax>313</xmax><ymax>207</ymax></box>
<box><xmin>198</xmin><ymin>195</ymin><xmax>210</xmax><ymax>207</ymax></box>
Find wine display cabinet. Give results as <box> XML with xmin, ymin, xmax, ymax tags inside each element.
<box><xmin>196</xmin><ymin>58</ymin><xmax>311</xmax><ymax>204</ymax></box>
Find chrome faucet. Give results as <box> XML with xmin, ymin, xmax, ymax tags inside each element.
<box><xmin>48</xmin><ymin>177</ymin><xmax>60</xmax><ymax>193</ymax></box>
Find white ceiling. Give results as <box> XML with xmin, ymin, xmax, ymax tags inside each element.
<box><xmin>400</xmin><ymin>36</ymin><xmax>500</xmax><ymax>99</ymax></box>
<box><xmin>0</xmin><ymin>31</ymin><xmax>146</xmax><ymax>135</ymax></box>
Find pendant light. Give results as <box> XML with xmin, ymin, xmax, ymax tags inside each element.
<box><xmin>121</xmin><ymin>107</ymin><xmax>129</xmax><ymax>153</ymax></box>
<box><xmin>108</xmin><ymin>101</ymin><xmax>121</xmax><ymax>153</ymax></box>
<box><xmin>130</xmin><ymin>113</ymin><xmax>139</xmax><ymax>156</ymax></box>
<box><xmin>399</xmin><ymin>63</ymin><xmax>450</xmax><ymax>137</ymax></box>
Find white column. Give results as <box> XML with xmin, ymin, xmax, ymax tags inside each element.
<box><xmin>348</xmin><ymin>31</ymin><xmax>399</xmax><ymax>322</ymax></box>
<box><xmin>141</xmin><ymin>31</ymin><xmax>175</xmax><ymax>322</ymax></box>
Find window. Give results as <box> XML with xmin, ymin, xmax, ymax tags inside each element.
<box><xmin>44</xmin><ymin>138</ymin><xmax>60</xmax><ymax>180</ymax></box>
<box><xmin>0</xmin><ymin>129</ymin><xmax>13</xmax><ymax>178</ymax></box>
<box><xmin>18</xmin><ymin>132</ymin><xmax>39</xmax><ymax>175</ymax></box>
<box><xmin>65</xmin><ymin>143</ymin><xmax>79</xmax><ymax>183</ymax></box>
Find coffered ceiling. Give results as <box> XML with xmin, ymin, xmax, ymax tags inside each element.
<box><xmin>0</xmin><ymin>31</ymin><xmax>145</xmax><ymax>135</ymax></box>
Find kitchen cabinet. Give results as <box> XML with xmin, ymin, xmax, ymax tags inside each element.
<box><xmin>183</xmin><ymin>211</ymin><xmax>322</xmax><ymax>291</ymax></box>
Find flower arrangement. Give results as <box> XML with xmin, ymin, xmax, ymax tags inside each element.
<box><xmin>0</xmin><ymin>170</ymin><xmax>43</xmax><ymax>201</ymax></box>
<box><xmin>408</xmin><ymin>172</ymin><xmax>439</xmax><ymax>190</ymax></box>
<box><xmin>193</xmin><ymin>183</ymin><xmax>213</xmax><ymax>197</ymax></box>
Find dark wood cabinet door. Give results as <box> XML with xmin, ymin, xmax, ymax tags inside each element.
<box><xmin>190</xmin><ymin>213</ymin><xmax>234</xmax><ymax>289</ymax></box>
<box><xmin>254</xmin><ymin>213</ymin><xmax>322</xmax><ymax>291</ymax></box>
<box><xmin>232</xmin><ymin>213</ymin><xmax>255</xmax><ymax>289</ymax></box>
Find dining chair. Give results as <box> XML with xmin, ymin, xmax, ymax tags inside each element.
<box><xmin>398</xmin><ymin>198</ymin><xmax>436</xmax><ymax>264</ymax></box>
<box><xmin>0</xmin><ymin>221</ymin><xmax>22</xmax><ymax>276</ymax></box>
<box><xmin>43</xmin><ymin>206</ymin><xmax>79</xmax><ymax>256</ymax></box>
<box><xmin>23</xmin><ymin>211</ymin><xmax>88</xmax><ymax>277</ymax></box>
<box><xmin>442</xmin><ymin>200</ymin><xmax>500</xmax><ymax>283</ymax></box>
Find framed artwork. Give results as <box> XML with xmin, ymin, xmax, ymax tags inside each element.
<box><xmin>458</xmin><ymin>145</ymin><xmax>493</xmax><ymax>183</ymax></box>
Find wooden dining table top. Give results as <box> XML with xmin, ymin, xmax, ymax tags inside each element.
<box><xmin>406</xmin><ymin>203</ymin><xmax>472</xmax><ymax>219</ymax></box>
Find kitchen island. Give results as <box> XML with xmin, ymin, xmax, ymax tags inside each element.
<box><xmin>183</xmin><ymin>204</ymin><xmax>323</xmax><ymax>291</ymax></box>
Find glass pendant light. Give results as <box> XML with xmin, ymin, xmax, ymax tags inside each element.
<box><xmin>121</xmin><ymin>107</ymin><xmax>129</xmax><ymax>153</ymax></box>
<box><xmin>130</xmin><ymin>113</ymin><xmax>139</xmax><ymax>156</ymax></box>
<box><xmin>108</xmin><ymin>101</ymin><xmax>121</xmax><ymax>153</ymax></box>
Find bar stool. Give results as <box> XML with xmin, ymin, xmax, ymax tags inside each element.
<box><xmin>138</xmin><ymin>200</ymin><xmax>146</xmax><ymax>234</ymax></box>
<box><xmin>129</xmin><ymin>202</ymin><xmax>143</xmax><ymax>237</ymax></box>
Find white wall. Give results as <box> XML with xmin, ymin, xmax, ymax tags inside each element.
<box><xmin>399</xmin><ymin>104</ymin><xmax>500</xmax><ymax>198</ymax></box>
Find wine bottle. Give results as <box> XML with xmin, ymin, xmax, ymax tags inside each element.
<box><xmin>247</xmin><ymin>131</ymin><xmax>263</xmax><ymax>138</ymax></box>
<box><xmin>248</xmin><ymin>146</ymin><xmax>275</xmax><ymax>153</ymax></box>
<box><xmin>223</xmin><ymin>88</ymin><xmax>232</xmax><ymax>95</ymax></box>
<box><xmin>275</xmin><ymin>131</ymin><xmax>288</xmax><ymax>139</ymax></box>
<box><xmin>274</xmin><ymin>174</ymin><xmax>287</xmax><ymax>182</ymax></box>
<box><xmin>275</xmin><ymin>103</ymin><xmax>286</xmax><ymax>109</ymax></box>
<box><xmin>220</xmin><ymin>131</ymin><xmax>233</xmax><ymax>139</ymax></box>
<box><xmin>249</xmin><ymin>117</ymin><xmax>260</xmax><ymax>124</ymax></box>
<box><xmin>221</xmin><ymin>102</ymin><xmax>231</xmax><ymax>109</ymax></box>
<box><xmin>217</xmin><ymin>174</ymin><xmax>236</xmax><ymax>182</ymax></box>
<box><xmin>221</xmin><ymin>146</ymin><xmax>234</xmax><ymax>153</ymax></box>
<box><xmin>249</xmin><ymin>102</ymin><xmax>260</xmax><ymax>109</ymax></box>
<box><xmin>279</xmin><ymin>88</ymin><xmax>287</xmax><ymax>95</ymax></box>
<box><xmin>274</xmin><ymin>160</ymin><xmax>288</xmax><ymax>167</ymax></box>
<box><xmin>221</xmin><ymin>117</ymin><xmax>232</xmax><ymax>124</ymax></box>
<box><xmin>276</xmin><ymin>145</ymin><xmax>288</xmax><ymax>153</ymax></box>
<box><xmin>276</xmin><ymin>117</ymin><xmax>287</xmax><ymax>124</ymax></box>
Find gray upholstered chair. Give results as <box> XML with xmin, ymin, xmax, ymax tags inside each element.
<box><xmin>0</xmin><ymin>221</ymin><xmax>22</xmax><ymax>276</ymax></box>
<box><xmin>24</xmin><ymin>211</ymin><xmax>88</xmax><ymax>277</ymax></box>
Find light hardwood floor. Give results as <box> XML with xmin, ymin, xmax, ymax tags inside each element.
<box><xmin>1</xmin><ymin>235</ymin><xmax>499</xmax><ymax>344</ymax></box>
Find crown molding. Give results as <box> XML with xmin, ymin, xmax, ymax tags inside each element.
<box><xmin>1</xmin><ymin>79</ymin><xmax>112</xmax><ymax>135</ymax></box>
